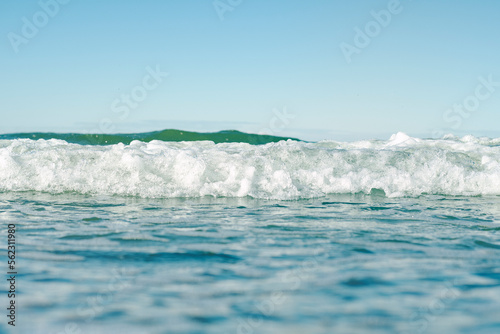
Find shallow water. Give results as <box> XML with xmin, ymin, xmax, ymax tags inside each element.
<box><xmin>2</xmin><ymin>192</ymin><xmax>500</xmax><ymax>334</ymax></box>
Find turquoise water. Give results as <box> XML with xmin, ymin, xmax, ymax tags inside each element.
<box><xmin>2</xmin><ymin>193</ymin><xmax>500</xmax><ymax>334</ymax></box>
<box><xmin>1</xmin><ymin>130</ymin><xmax>500</xmax><ymax>333</ymax></box>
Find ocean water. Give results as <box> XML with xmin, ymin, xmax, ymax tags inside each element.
<box><xmin>1</xmin><ymin>130</ymin><xmax>500</xmax><ymax>334</ymax></box>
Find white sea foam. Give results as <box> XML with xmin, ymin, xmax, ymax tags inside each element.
<box><xmin>1</xmin><ymin>133</ymin><xmax>499</xmax><ymax>199</ymax></box>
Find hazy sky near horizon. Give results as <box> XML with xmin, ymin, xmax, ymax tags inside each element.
<box><xmin>1</xmin><ymin>0</ymin><xmax>499</xmax><ymax>141</ymax></box>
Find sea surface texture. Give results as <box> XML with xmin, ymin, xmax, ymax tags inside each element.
<box><xmin>0</xmin><ymin>130</ymin><xmax>499</xmax><ymax>334</ymax></box>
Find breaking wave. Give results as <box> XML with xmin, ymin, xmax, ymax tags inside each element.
<box><xmin>1</xmin><ymin>131</ymin><xmax>499</xmax><ymax>199</ymax></box>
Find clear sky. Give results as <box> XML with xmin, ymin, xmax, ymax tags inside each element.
<box><xmin>1</xmin><ymin>0</ymin><xmax>499</xmax><ymax>141</ymax></box>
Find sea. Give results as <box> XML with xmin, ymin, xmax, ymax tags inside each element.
<box><xmin>0</xmin><ymin>129</ymin><xmax>499</xmax><ymax>334</ymax></box>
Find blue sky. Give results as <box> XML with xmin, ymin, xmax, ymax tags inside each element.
<box><xmin>1</xmin><ymin>0</ymin><xmax>499</xmax><ymax>141</ymax></box>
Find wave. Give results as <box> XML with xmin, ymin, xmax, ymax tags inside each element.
<box><xmin>1</xmin><ymin>131</ymin><xmax>500</xmax><ymax>199</ymax></box>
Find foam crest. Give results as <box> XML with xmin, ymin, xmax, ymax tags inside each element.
<box><xmin>1</xmin><ymin>133</ymin><xmax>500</xmax><ymax>199</ymax></box>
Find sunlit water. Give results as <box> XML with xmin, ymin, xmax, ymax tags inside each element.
<box><xmin>2</xmin><ymin>192</ymin><xmax>500</xmax><ymax>334</ymax></box>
